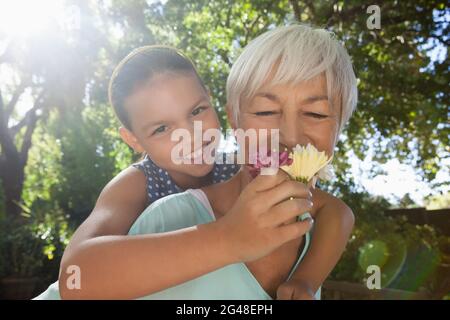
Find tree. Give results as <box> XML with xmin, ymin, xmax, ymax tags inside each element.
<box><xmin>0</xmin><ymin>1</ymin><xmax>106</xmax><ymax>219</ymax></box>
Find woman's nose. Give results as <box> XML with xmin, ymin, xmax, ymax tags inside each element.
<box><xmin>279</xmin><ymin>114</ymin><xmax>298</xmax><ymax>148</ymax></box>
<box><xmin>279</xmin><ymin>115</ymin><xmax>309</xmax><ymax>149</ymax></box>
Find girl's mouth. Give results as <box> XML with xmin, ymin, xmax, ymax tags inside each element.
<box><xmin>182</xmin><ymin>140</ymin><xmax>214</xmax><ymax>163</ymax></box>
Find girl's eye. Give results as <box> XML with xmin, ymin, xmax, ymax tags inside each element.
<box><xmin>254</xmin><ymin>111</ymin><xmax>278</xmax><ymax>116</ymax></box>
<box><xmin>192</xmin><ymin>106</ymin><xmax>208</xmax><ymax>116</ymax></box>
<box><xmin>152</xmin><ymin>125</ymin><xmax>168</xmax><ymax>135</ymax></box>
<box><xmin>306</xmin><ymin>112</ymin><xmax>327</xmax><ymax>119</ymax></box>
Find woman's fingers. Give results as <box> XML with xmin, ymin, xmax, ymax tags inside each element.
<box><xmin>246</xmin><ymin>168</ymin><xmax>290</xmax><ymax>193</ymax></box>
<box><xmin>276</xmin><ymin>219</ymin><xmax>313</xmax><ymax>243</ymax></box>
<box><xmin>260</xmin><ymin>180</ymin><xmax>311</xmax><ymax>208</ymax></box>
<box><xmin>262</xmin><ymin>198</ymin><xmax>313</xmax><ymax>227</ymax></box>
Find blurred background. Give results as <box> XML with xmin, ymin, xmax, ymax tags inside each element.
<box><xmin>0</xmin><ymin>0</ymin><xmax>448</xmax><ymax>300</ymax></box>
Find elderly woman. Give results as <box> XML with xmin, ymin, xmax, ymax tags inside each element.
<box><xmin>36</xmin><ymin>24</ymin><xmax>357</xmax><ymax>300</ymax></box>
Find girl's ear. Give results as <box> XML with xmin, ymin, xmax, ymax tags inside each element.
<box><xmin>226</xmin><ymin>104</ymin><xmax>237</xmax><ymax>130</ymax></box>
<box><xmin>119</xmin><ymin>127</ymin><xmax>145</xmax><ymax>153</ymax></box>
<box><xmin>205</xmin><ymin>85</ymin><xmax>212</xmax><ymax>98</ymax></box>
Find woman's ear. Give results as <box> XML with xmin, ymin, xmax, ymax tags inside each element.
<box><xmin>119</xmin><ymin>127</ymin><xmax>145</xmax><ymax>153</ymax></box>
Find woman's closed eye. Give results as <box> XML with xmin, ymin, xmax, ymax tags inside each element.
<box><xmin>305</xmin><ymin>112</ymin><xmax>328</xmax><ymax>119</ymax></box>
<box><xmin>254</xmin><ymin>110</ymin><xmax>327</xmax><ymax>118</ymax></box>
<box><xmin>254</xmin><ymin>110</ymin><xmax>279</xmax><ymax>116</ymax></box>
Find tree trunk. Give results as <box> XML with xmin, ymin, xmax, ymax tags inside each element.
<box><xmin>0</xmin><ymin>154</ymin><xmax>25</xmax><ymax>220</ymax></box>
<box><xmin>0</xmin><ymin>89</ymin><xmax>42</xmax><ymax>221</ymax></box>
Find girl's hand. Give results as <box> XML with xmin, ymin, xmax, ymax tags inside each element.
<box><xmin>276</xmin><ymin>278</ymin><xmax>316</xmax><ymax>300</ymax></box>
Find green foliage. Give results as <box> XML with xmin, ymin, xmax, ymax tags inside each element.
<box><xmin>22</xmin><ymin>116</ymin><xmax>63</xmax><ymax>208</ymax></box>
<box><xmin>22</xmin><ymin>105</ymin><xmax>135</xmax><ymax>226</ymax></box>
<box><xmin>424</xmin><ymin>191</ymin><xmax>450</xmax><ymax>210</ymax></box>
<box><xmin>0</xmin><ymin>202</ymin><xmax>71</xmax><ymax>280</ymax></box>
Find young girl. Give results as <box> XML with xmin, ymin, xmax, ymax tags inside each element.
<box><xmin>35</xmin><ymin>45</ymin><xmax>240</xmax><ymax>299</ymax></box>
<box><xmin>36</xmin><ymin>24</ymin><xmax>355</xmax><ymax>299</ymax></box>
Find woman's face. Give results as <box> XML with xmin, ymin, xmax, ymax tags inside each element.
<box><xmin>236</xmin><ymin>74</ymin><xmax>340</xmax><ymax>162</ymax></box>
<box><xmin>123</xmin><ymin>73</ymin><xmax>220</xmax><ymax>179</ymax></box>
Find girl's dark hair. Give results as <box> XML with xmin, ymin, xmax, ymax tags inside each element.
<box><xmin>108</xmin><ymin>45</ymin><xmax>206</xmax><ymax>130</ymax></box>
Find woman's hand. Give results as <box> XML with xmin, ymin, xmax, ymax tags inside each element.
<box><xmin>276</xmin><ymin>278</ymin><xmax>316</xmax><ymax>300</ymax></box>
<box><xmin>217</xmin><ymin>168</ymin><xmax>314</xmax><ymax>264</ymax></box>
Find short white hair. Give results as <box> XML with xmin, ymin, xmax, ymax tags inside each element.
<box><xmin>226</xmin><ymin>24</ymin><xmax>358</xmax><ymax>134</ymax></box>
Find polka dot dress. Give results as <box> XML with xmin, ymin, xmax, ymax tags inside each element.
<box><xmin>133</xmin><ymin>154</ymin><xmax>240</xmax><ymax>204</ymax></box>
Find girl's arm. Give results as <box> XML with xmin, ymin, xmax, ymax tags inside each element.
<box><xmin>59</xmin><ymin>168</ymin><xmax>313</xmax><ymax>300</ymax></box>
<box><xmin>59</xmin><ymin>166</ymin><xmax>234</xmax><ymax>299</ymax></box>
<box><xmin>277</xmin><ymin>189</ymin><xmax>355</xmax><ymax>299</ymax></box>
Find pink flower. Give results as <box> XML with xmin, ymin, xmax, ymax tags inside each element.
<box><xmin>248</xmin><ymin>150</ymin><xmax>293</xmax><ymax>178</ymax></box>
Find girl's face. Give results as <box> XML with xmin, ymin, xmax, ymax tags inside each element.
<box><xmin>234</xmin><ymin>74</ymin><xmax>340</xmax><ymax>162</ymax></box>
<box><xmin>121</xmin><ymin>73</ymin><xmax>220</xmax><ymax>183</ymax></box>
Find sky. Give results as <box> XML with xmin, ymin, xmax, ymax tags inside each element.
<box><xmin>347</xmin><ymin>147</ymin><xmax>449</xmax><ymax>206</ymax></box>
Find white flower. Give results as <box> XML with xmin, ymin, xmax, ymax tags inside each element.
<box><xmin>281</xmin><ymin>143</ymin><xmax>333</xmax><ymax>183</ymax></box>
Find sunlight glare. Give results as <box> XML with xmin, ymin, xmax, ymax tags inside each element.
<box><xmin>0</xmin><ymin>0</ymin><xmax>66</xmax><ymax>37</ymax></box>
